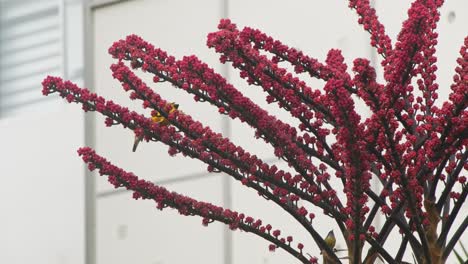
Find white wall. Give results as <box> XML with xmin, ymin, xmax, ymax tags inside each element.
<box><xmin>0</xmin><ymin>107</ymin><xmax>85</xmax><ymax>264</ymax></box>
<box><xmin>0</xmin><ymin>1</ymin><xmax>85</xmax><ymax>263</ymax></box>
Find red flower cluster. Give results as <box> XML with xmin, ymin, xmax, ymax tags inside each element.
<box><xmin>42</xmin><ymin>1</ymin><xmax>466</xmax><ymax>263</ymax></box>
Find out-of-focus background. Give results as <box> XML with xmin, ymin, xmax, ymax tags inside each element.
<box><xmin>0</xmin><ymin>0</ymin><xmax>466</xmax><ymax>263</ymax></box>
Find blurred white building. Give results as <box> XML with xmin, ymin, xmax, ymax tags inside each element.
<box><xmin>0</xmin><ymin>0</ymin><xmax>466</xmax><ymax>263</ymax></box>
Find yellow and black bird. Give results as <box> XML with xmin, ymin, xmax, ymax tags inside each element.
<box><xmin>322</xmin><ymin>230</ymin><xmax>337</xmax><ymax>264</ymax></box>
<box><xmin>132</xmin><ymin>103</ymin><xmax>179</xmax><ymax>152</ymax></box>
<box><xmin>324</xmin><ymin>230</ymin><xmax>336</xmax><ymax>250</ymax></box>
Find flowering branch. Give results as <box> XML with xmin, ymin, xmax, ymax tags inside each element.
<box><xmin>77</xmin><ymin>147</ymin><xmax>313</xmax><ymax>264</ymax></box>
<box><xmin>239</xmin><ymin>27</ymin><xmax>355</xmax><ymax>93</ymax></box>
<box><xmin>108</xmin><ymin>36</ymin><xmax>346</xmax><ymax>221</ymax></box>
<box><xmin>42</xmin><ymin>75</ymin><xmax>336</xmax><ymax>262</ymax></box>
<box><xmin>110</xmin><ymin>61</ymin><xmax>342</xmax><ymax>261</ymax></box>
<box><xmin>348</xmin><ymin>0</ymin><xmax>393</xmax><ymax>59</ymax></box>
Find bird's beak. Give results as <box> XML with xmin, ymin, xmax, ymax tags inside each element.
<box><xmin>174</xmin><ymin>104</ymin><xmax>179</xmax><ymax>109</ymax></box>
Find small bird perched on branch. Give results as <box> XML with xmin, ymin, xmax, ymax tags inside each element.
<box><xmin>322</xmin><ymin>230</ymin><xmax>337</xmax><ymax>264</ymax></box>
<box><xmin>132</xmin><ymin>103</ymin><xmax>179</xmax><ymax>152</ymax></box>
<box><xmin>324</xmin><ymin>230</ymin><xmax>336</xmax><ymax>249</ymax></box>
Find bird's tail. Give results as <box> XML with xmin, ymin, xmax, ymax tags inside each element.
<box><xmin>132</xmin><ymin>136</ymin><xmax>142</xmax><ymax>152</ymax></box>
